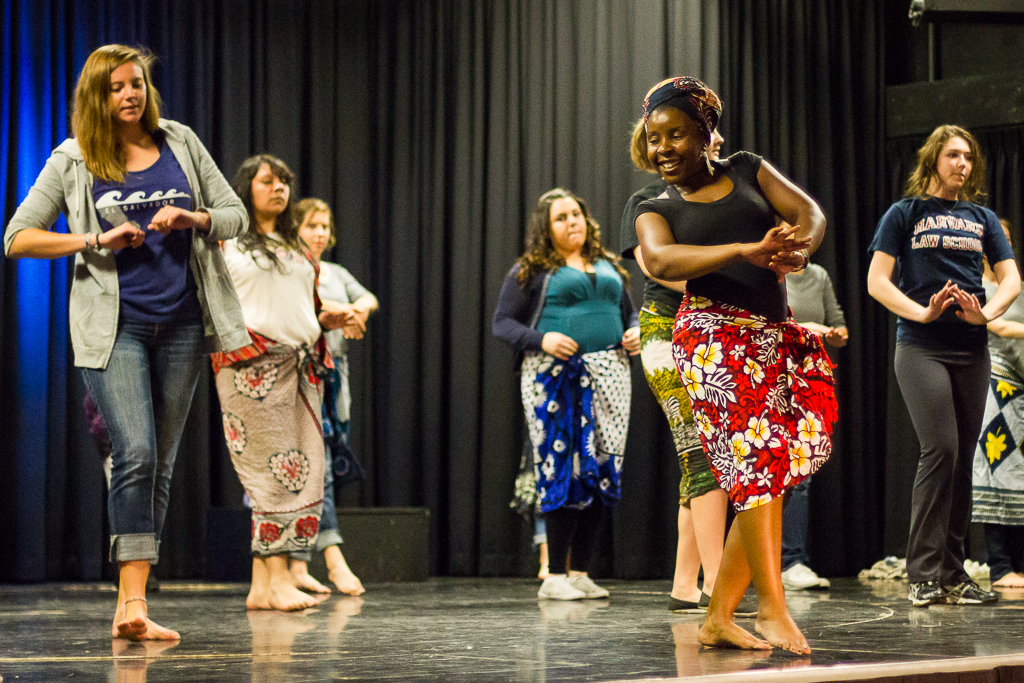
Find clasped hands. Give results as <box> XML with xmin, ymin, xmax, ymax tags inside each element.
<box><xmin>100</xmin><ymin>206</ymin><xmax>208</xmax><ymax>250</ymax></box>
<box><xmin>920</xmin><ymin>280</ymin><xmax>988</xmax><ymax>325</ymax></box>
<box><xmin>746</xmin><ymin>224</ymin><xmax>811</xmax><ymax>282</ymax></box>
<box><xmin>319</xmin><ymin>300</ymin><xmax>370</xmax><ymax>337</ymax></box>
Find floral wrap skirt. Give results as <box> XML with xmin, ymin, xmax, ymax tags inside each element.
<box><xmin>672</xmin><ymin>295</ymin><xmax>837</xmax><ymax>511</ymax></box>
<box><xmin>215</xmin><ymin>343</ymin><xmax>325</xmax><ymax>555</ymax></box>
<box><xmin>520</xmin><ymin>348</ymin><xmax>631</xmax><ymax>513</ymax></box>
<box><xmin>973</xmin><ymin>357</ymin><xmax>1024</xmax><ymax>526</ymax></box>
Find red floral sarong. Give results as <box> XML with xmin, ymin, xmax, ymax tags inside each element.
<box><xmin>672</xmin><ymin>294</ymin><xmax>837</xmax><ymax>511</ymax></box>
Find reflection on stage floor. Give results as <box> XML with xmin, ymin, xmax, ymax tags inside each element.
<box><xmin>1</xmin><ymin>576</ymin><xmax>1023</xmax><ymax>682</ymax></box>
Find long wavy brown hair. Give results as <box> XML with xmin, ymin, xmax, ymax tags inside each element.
<box><xmin>905</xmin><ymin>125</ymin><xmax>987</xmax><ymax>202</ymax></box>
<box><xmin>515</xmin><ymin>188</ymin><xmax>628</xmax><ymax>286</ymax></box>
<box><xmin>232</xmin><ymin>154</ymin><xmax>303</xmax><ymax>272</ymax></box>
<box><xmin>71</xmin><ymin>44</ymin><xmax>164</xmax><ymax>183</ymax></box>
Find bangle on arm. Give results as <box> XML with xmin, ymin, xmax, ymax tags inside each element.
<box><xmin>793</xmin><ymin>249</ymin><xmax>809</xmax><ymax>272</ymax></box>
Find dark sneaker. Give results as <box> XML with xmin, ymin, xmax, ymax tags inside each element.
<box><xmin>944</xmin><ymin>580</ymin><xmax>998</xmax><ymax>605</ymax></box>
<box><xmin>908</xmin><ymin>580</ymin><xmax>945</xmax><ymax>607</ymax></box>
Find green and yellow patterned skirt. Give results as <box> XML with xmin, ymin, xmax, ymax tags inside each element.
<box><xmin>639</xmin><ymin>303</ymin><xmax>719</xmax><ymax>504</ymax></box>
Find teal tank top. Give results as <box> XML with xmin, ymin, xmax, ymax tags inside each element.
<box><xmin>536</xmin><ymin>260</ymin><xmax>625</xmax><ymax>354</ymax></box>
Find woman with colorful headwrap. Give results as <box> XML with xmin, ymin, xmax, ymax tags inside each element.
<box><xmin>634</xmin><ymin>77</ymin><xmax>834</xmax><ymax>654</ymax></box>
<box><xmin>494</xmin><ymin>188</ymin><xmax>640</xmax><ymax>601</ymax></box>
<box><xmin>620</xmin><ymin>119</ymin><xmax>733</xmax><ymax>615</ymax></box>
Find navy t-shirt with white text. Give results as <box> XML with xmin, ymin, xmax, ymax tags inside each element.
<box><xmin>868</xmin><ymin>196</ymin><xmax>1013</xmax><ymax>350</ymax></box>
<box><xmin>92</xmin><ymin>141</ymin><xmax>202</xmax><ymax>324</ymax></box>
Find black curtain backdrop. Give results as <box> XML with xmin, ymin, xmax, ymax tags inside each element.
<box><xmin>2</xmin><ymin>0</ymin><xmax>895</xmax><ymax>582</ymax></box>
<box><xmin>716</xmin><ymin>0</ymin><xmax>889</xmax><ymax>577</ymax></box>
<box><xmin>882</xmin><ymin>125</ymin><xmax>1024</xmax><ymax>558</ymax></box>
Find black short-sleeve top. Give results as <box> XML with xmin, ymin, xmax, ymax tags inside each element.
<box><xmin>634</xmin><ymin>151</ymin><xmax>786</xmax><ymax>321</ymax></box>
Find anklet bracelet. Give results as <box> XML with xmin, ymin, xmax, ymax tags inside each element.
<box><xmin>124</xmin><ymin>597</ymin><xmax>148</xmax><ymax>606</ymax></box>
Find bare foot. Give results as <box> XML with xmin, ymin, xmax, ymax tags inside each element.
<box><xmin>292</xmin><ymin>569</ymin><xmax>331</xmax><ymax>594</ymax></box>
<box><xmin>993</xmin><ymin>572</ymin><xmax>1024</xmax><ymax>588</ymax></box>
<box><xmin>246</xmin><ymin>583</ymin><xmax>273</xmax><ymax>611</ymax></box>
<box><xmin>698</xmin><ymin>617</ymin><xmax>771</xmax><ymax>651</ymax></box>
<box><xmin>140</xmin><ymin>617</ymin><xmax>181</xmax><ymax>641</ymax></box>
<box><xmin>113</xmin><ymin>598</ymin><xmax>148</xmax><ymax>641</ymax></box>
<box><xmin>328</xmin><ymin>566</ymin><xmax>366</xmax><ymax>596</ymax></box>
<box><xmin>754</xmin><ymin>613</ymin><xmax>811</xmax><ymax>655</ymax></box>
<box><xmin>269</xmin><ymin>577</ymin><xmax>321</xmax><ymax>611</ymax></box>
<box><xmin>113</xmin><ymin>601</ymin><xmax>180</xmax><ymax>641</ymax></box>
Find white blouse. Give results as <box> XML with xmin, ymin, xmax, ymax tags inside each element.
<box><xmin>222</xmin><ymin>235</ymin><xmax>321</xmax><ymax>347</ymax></box>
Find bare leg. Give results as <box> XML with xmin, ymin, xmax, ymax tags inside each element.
<box><xmin>113</xmin><ymin>560</ymin><xmax>180</xmax><ymax>641</ymax></box>
<box><xmin>671</xmin><ymin>505</ymin><xmax>703</xmax><ymax>602</ymax></box>
<box><xmin>290</xmin><ymin>559</ymin><xmax>331</xmax><ymax>594</ymax></box>
<box><xmin>690</xmin><ymin>488</ymin><xmax>729</xmax><ymax>595</ymax></box>
<box><xmin>538</xmin><ymin>542</ymin><xmax>550</xmax><ymax>580</ymax></box>
<box><xmin>743</xmin><ymin>498</ymin><xmax>810</xmax><ymax>654</ymax></box>
<box><xmin>698</xmin><ymin>518</ymin><xmax>768</xmax><ymax>651</ymax></box>
<box><xmin>324</xmin><ymin>545</ymin><xmax>365</xmax><ymax>595</ymax></box>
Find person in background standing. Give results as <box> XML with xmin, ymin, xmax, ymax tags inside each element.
<box><xmin>781</xmin><ymin>263</ymin><xmax>848</xmax><ymax>590</ymax></box>
<box><xmin>867</xmin><ymin>125</ymin><xmax>1019</xmax><ymax>607</ymax></box>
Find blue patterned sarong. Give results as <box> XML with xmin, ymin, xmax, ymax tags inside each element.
<box><xmin>530</xmin><ymin>353</ymin><xmax>624</xmax><ymax>513</ymax></box>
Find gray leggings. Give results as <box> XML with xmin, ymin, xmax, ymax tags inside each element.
<box><xmin>894</xmin><ymin>342</ymin><xmax>989</xmax><ymax>584</ymax></box>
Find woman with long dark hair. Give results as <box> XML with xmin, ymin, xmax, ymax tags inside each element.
<box><xmin>214</xmin><ymin>155</ymin><xmax>353</xmax><ymax>611</ymax></box>
<box><xmin>494</xmin><ymin>188</ymin><xmax>639</xmax><ymax>601</ymax></box>
<box><xmin>868</xmin><ymin>125</ymin><xmax>1020</xmax><ymax>607</ymax></box>
<box><xmin>4</xmin><ymin>44</ymin><xmax>248</xmax><ymax>640</ymax></box>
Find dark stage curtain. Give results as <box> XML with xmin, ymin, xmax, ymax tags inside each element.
<box><xmin>717</xmin><ymin>0</ymin><xmax>889</xmax><ymax>576</ymax></box>
<box><xmin>882</xmin><ymin>125</ymin><xmax>1024</xmax><ymax>558</ymax></box>
<box><xmin>2</xmin><ymin>0</ymin><xmax>892</xmax><ymax>582</ymax></box>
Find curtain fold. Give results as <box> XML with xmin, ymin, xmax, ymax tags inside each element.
<box><xmin>718</xmin><ymin>0</ymin><xmax>888</xmax><ymax>576</ymax></box>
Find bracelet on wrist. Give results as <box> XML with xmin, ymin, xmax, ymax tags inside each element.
<box><xmin>793</xmin><ymin>250</ymin><xmax>809</xmax><ymax>272</ymax></box>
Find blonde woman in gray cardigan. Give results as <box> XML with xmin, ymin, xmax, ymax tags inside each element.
<box><xmin>4</xmin><ymin>45</ymin><xmax>248</xmax><ymax>641</ymax></box>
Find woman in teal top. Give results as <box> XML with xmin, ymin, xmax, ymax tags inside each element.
<box><xmin>494</xmin><ymin>188</ymin><xmax>639</xmax><ymax>601</ymax></box>
<box><xmin>536</xmin><ymin>259</ymin><xmax>628</xmax><ymax>352</ymax></box>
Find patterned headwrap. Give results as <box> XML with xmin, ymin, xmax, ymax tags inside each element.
<box><xmin>642</xmin><ymin>77</ymin><xmax>722</xmax><ymax>143</ymax></box>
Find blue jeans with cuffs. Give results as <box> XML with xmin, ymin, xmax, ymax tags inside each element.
<box><xmin>82</xmin><ymin>320</ymin><xmax>204</xmax><ymax>564</ymax></box>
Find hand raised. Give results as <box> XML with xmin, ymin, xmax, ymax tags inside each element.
<box><xmin>745</xmin><ymin>225</ymin><xmax>811</xmax><ymax>271</ymax></box>
<box><xmin>920</xmin><ymin>280</ymin><xmax>957</xmax><ymax>323</ymax></box>
<box><xmin>101</xmin><ymin>222</ymin><xmax>146</xmax><ymax>250</ymax></box>
<box><xmin>148</xmin><ymin>206</ymin><xmax>200</xmax><ymax>234</ymax></box>
<box><xmin>951</xmin><ymin>286</ymin><xmax>988</xmax><ymax>325</ymax></box>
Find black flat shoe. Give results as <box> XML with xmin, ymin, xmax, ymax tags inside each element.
<box><xmin>668</xmin><ymin>593</ymin><xmax>707</xmax><ymax>613</ymax></box>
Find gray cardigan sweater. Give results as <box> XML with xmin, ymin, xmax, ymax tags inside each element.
<box><xmin>3</xmin><ymin>119</ymin><xmax>251</xmax><ymax>368</ymax></box>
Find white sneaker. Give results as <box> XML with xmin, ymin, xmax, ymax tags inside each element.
<box><xmin>781</xmin><ymin>563</ymin><xmax>826</xmax><ymax>590</ymax></box>
<box><xmin>538</xmin><ymin>575</ymin><xmax>586</xmax><ymax>600</ymax></box>
<box><xmin>568</xmin><ymin>575</ymin><xmax>610</xmax><ymax>599</ymax></box>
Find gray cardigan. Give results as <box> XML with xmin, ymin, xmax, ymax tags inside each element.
<box><xmin>3</xmin><ymin>118</ymin><xmax>251</xmax><ymax>368</ymax></box>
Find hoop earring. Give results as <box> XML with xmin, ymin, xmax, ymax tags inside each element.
<box><xmin>703</xmin><ymin>145</ymin><xmax>714</xmax><ymax>174</ymax></box>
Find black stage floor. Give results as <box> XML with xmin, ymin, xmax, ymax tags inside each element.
<box><xmin>1</xmin><ymin>577</ymin><xmax>1023</xmax><ymax>682</ymax></box>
